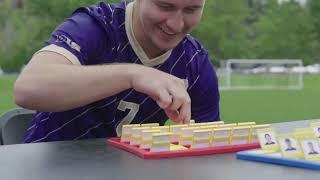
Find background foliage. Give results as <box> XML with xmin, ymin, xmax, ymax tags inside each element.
<box><xmin>1</xmin><ymin>0</ymin><xmax>320</xmax><ymax>72</ymax></box>
<box><xmin>1</xmin><ymin>0</ymin><xmax>320</xmax><ymax>123</ymax></box>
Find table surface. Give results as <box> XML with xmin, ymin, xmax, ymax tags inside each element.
<box><xmin>1</xmin><ymin>120</ymin><xmax>320</xmax><ymax>180</ymax></box>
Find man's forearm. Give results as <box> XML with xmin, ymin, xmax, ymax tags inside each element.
<box><xmin>15</xmin><ymin>63</ymin><xmax>135</xmax><ymax>112</ymax></box>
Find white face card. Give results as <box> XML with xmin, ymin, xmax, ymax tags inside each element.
<box><xmin>258</xmin><ymin>132</ymin><xmax>277</xmax><ymax>146</ymax></box>
<box><xmin>278</xmin><ymin>137</ymin><xmax>300</xmax><ymax>154</ymax></box>
<box><xmin>301</xmin><ymin>140</ymin><xmax>320</xmax><ymax>157</ymax></box>
<box><xmin>312</xmin><ymin>126</ymin><xmax>320</xmax><ymax>138</ymax></box>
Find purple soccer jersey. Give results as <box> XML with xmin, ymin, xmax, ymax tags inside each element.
<box><xmin>23</xmin><ymin>1</ymin><xmax>220</xmax><ymax>143</ymax></box>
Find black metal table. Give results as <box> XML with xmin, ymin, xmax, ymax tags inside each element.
<box><xmin>1</xmin><ymin>120</ymin><xmax>320</xmax><ymax>180</ymax></box>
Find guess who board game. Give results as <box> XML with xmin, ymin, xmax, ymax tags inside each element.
<box><xmin>107</xmin><ymin>120</ymin><xmax>266</xmax><ymax>159</ymax></box>
<box><xmin>236</xmin><ymin>122</ymin><xmax>320</xmax><ymax>170</ymax></box>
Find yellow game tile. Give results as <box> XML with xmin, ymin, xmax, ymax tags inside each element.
<box><xmin>188</xmin><ymin>122</ymin><xmax>207</xmax><ymax>127</ymax></box>
<box><xmin>212</xmin><ymin>128</ymin><xmax>231</xmax><ymax>146</ymax></box>
<box><xmin>231</xmin><ymin>136</ymin><xmax>250</xmax><ymax>145</ymax></box>
<box><xmin>218</xmin><ymin>123</ymin><xmax>237</xmax><ymax>128</ymax></box>
<box><xmin>170</xmin><ymin>144</ymin><xmax>188</xmax><ymax>151</ymax></box>
<box><xmin>237</xmin><ymin>122</ymin><xmax>256</xmax><ymax>126</ymax></box>
<box><xmin>231</xmin><ymin>126</ymin><xmax>251</xmax><ymax>145</ymax></box>
<box><xmin>277</xmin><ymin>133</ymin><xmax>303</xmax><ymax>159</ymax></box>
<box><xmin>140</xmin><ymin>129</ymin><xmax>161</xmax><ymax>149</ymax></box>
<box><xmin>179</xmin><ymin>136</ymin><xmax>193</xmax><ymax>146</ymax></box>
<box><xmin>257</xmin><ymin>128</ymin><xmax>279</xmax><ymax>151</ymax></box>
<box><xmin>152</xmin><ymin>132</ymin><xmax>173</xmax><ymax>143</ymax></box>
<box><xmin>191</xmin><ymin>129</ymin><xmax>212</xmax><ymax>149</ymax></box>
<box><xmin>310</xmin><ymin>122</ymin><xmax>320</xmax><ymax>139</ymax></box>
<box><xmin>300</xmin><ymin>139</ymin><xmax>320</xmax><ymax>161</ymax></box>
<box><xmin>232</xmin><ymin>126</ymin><xmax>251</xmax><ymax>136</ymax></box>
<box><xmin>140</xmin><ymin>123</ymin><xmax>159</xmax><ymax>127</ymax></box>
<box><xmin>120</xmin><ymin>124</ymin><xmax>141</xmax><ymax>142</ymax></box>
<box><xmin>294</xmin><ymin>127</ymin><xmax>313</xmax><ymax>133</ymax></box>
<box><xmin>310</xmin><ymin>122</ymin><xmax>320</xmax><ymax>127</ymax></box>
<box><xmin>152</xmin><ymin>126</ymin><xmax>170</xmax><ymax>133</ymax></box>
<box><xmin>200</xmin><ymin>125</ymin><xmax>218</xmax><ymax>130</ymax></box>
<box><xmin>212</xmin><ymin>137</ymin><xmax>230</xmax><ymax>147</ymax></box>
<box><xmin>206</xmin><ymin>121</ymin><xmax>224</xmax><ymax>125</ymax></box>
<box><xmin>295</xmin><ymin>131</ymin><xmax>320</xmax><ymax>161</ymax></box>
<box><xmin>250</xmin><ymin>124</ymin><xmax>271</xmax><ymax>143</ymax></box>
<box><xmin>169</xmin><ymin>124</ymin><xmax>188</xmax><ymax>131</ymax></box>
<box><xmin>150</xmin><ymin>133</ymin><xmax>173</xmax><ymax>152</ymax></box>
<box><xmin>130</xmin><ymin>127</ymin><xmax>151</xmax><ymax>146</ymax></box>
<box><xmin>213</xmin><ymin>127</ymin><xmax>232</xmax><ymax>138</ymax></box>
<box><xmin>179</xmin><ymin>127</ymin><xmax>200</xmax><ymax>146</ymax></box>
<box><xmin>169</xmin><ymin>124</ymin><xmax>188</xmax><ymax>142</ymax></box>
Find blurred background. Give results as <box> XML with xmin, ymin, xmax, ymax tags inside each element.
<box><xmin>1</xmin><ymin>0</ymin><xmax>320</xmax><ymax>124</ymax></box>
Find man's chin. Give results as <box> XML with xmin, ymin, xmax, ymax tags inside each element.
<box><xmin>157</xmin><ymin>42</ymin><xmax>180</xmax><ymax>51</ymax></box>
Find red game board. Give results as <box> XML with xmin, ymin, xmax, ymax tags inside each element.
<box><xmin>107</xmin><ymin>137</ymin><xmax>260</xmax><ymax>159</ymax></box>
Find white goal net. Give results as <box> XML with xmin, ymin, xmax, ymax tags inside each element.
<box><xmin>218</xmin><ymin>59</ymin><xmax>304</xmax><ymax>90</ymax></box>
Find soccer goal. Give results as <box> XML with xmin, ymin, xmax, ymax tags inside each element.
<box><xmin>218</xmin><ymin>59</ymin><xmax>304</xmax><ymax>90</ymax></box>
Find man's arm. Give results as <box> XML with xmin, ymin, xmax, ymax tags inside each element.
<box><xmin>14</xmin><ymin>51</ymin><xmax>191</xmax><ymax>123</ymax></box>
<box><xmin>14</xmin><ymin>51</ymin><xmax>132</xmax><ymax>111</ymax></box>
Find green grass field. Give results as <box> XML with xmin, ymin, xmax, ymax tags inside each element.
<box><xmin>0</xmin><ymin>75</ymin><xmax>17</xmax><ymax>114</ymax></box>
<box><xmin>1</xmin><ymin>75</ymin><xmax>320</xmax><ymax>125</ymax></box>
<box><xmin>220</xmin><ymin>75</ymin><xmax>320</xmax><ymax>124</ymax></box>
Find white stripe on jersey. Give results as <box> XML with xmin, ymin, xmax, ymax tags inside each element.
<box><xmin>118</xmin><ymin>22</ymin><xmax>125</xmax><ymax>29</ymax></box>
<box><xmin>31</xmin><ymin>106</ymin><xmax>96</xmax><ymax>143</ymax></box>
<box><xmin>40</xmin><ymin>117</ymin><xmax>50</xmax><ymax>122</ymax></box>
<box><xmin>117</xmin><ymin>43</ymin><xmax>121</xmax><ymax>52</ymax></box>
<box><xmin>107</xmin><ymin>4</ymin><xmax>113</xmax><ymax>13</ymax></box>
<box><xmin>186</xmin><ymin>50</ymin><xmax>201</xmax><ymax>67</ymax></box>
<box><xmin>120</xmin><ymin>41</ymin><xmax>130</xmax><ymax>52</ymax></box>
<box><xmin>97</xmin><ymin>97</ymin><xmax>118</xmax><ymax>109</ymax></box>
<box><xmin>73</xmin><ymin>122</ymin><xmax>104</xmax><ymax>140</ymax></box>
<box><xmin>27</xmin><ymin>124</ymin><xmax>36</xmax><ymax>132</ymax></box>
<box><xmin>170</xmin><ymin>50</ymin><xmax>185</xmax><ymax>74</ymax></box>
<box><xmin>188</xmin><ymin>74</ymin><xmax>200</xmax><ymax>91</ymax></box>
<box><xmin>139</xmin><ymin>107</ymin><xmax>162</xmax><ymax>124</ymax></box>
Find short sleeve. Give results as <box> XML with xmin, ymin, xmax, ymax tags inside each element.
<box><xmin>189</xmin><ymin>53</ymin><xmax>220</xmax><ymax>122</ymax></box>
<box><xmin>42</xmin><ymin>10</ymin><xmax>109</xmax><ymax>65</ymax></box>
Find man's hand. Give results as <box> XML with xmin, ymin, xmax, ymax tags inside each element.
<box><xmin>129</xmin><ymin>64</ymin><xmax>191</xmax><ymax>124</ymax></box>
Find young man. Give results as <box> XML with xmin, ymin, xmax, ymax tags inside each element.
<box><xmin>14</xmin><ymin>0</ymin><xmax>220</xmax><ymax>143</ymax></box>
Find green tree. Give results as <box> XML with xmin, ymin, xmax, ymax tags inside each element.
<box><xmin>253</xmin><ymin>0</ymin><xmax>318</xmax><ymax>64</ymax></box>
<box><xmin>308</xmin><ymin>0</ymin><xmax>320</xmax><ymax>61</ymax></box>
<box><xmin>0</xmin><ymin>0</ymin><xmax>118</xmax><ymax>72</ymax></box>
<box><xmin>192</xmin><ymin>0</ymin><xmax>251</xmax><ymax>64</ymax></box>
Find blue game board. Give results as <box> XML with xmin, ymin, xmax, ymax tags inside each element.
<box><xmin>236</xmin><ymin>149</ymin><xmax>320</xmax><ymax>170</ymax></box>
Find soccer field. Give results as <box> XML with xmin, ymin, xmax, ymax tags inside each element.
<box><xmin>1</xmin><ymin>75</ymin><xmax>320</xmax><ymax>124</ymax></box>
<box><xmin>220</xmin><ymin>75</ymin><xmax>320</xmax><ymax>124</ymax></box>
<box><xmin>0</xmin><ymin>75</ymin><xmax>17</xmax><ymax>114</ymax></box>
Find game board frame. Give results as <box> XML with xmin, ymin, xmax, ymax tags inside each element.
<box><xmin>107</xmin><ymin>137</ymin><xmax>260</xmax><ymax>159</ymax></box>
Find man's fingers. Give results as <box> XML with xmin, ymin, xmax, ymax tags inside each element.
<box><xmin>164</xmin><ymin>109</ymin><xmax>181</xmax><ymax>124</ymax></box>
<box><xmin>167</xmin><ymin>83</ymin><xmax>189</xmax><ymax>111</ymax></box>
<box><xmin>179</xmin><ymin>100</ymin><xmax>191</xmax><ymax>124</ymax></box>
<box><xmin>155</xmin><ymin>89</ymin><xmax>172</xmax><ymax>109</ymax></box>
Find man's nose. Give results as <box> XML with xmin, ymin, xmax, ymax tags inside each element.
<box><xmin>166</xmin><ymin>11</ymin><xmax>184</xmax><ymax>33</ymax></box>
